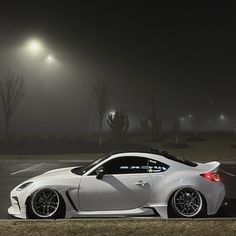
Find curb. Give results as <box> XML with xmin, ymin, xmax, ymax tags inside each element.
<box><xmin>1</xmin><ymin>217</ymin><xmax>236</xmax><ymax>222</ymax></box>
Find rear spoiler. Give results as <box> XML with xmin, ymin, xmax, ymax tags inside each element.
<box><xmin>201</xmin><ymin>161</ymin><xmax>220</xmax><ymax>172</ymax></box>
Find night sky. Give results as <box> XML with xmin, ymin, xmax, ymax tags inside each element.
<box><xmin>0</xmin><ymin>1</ymin><xmax>235</xmax><ymax>134</ymax></box>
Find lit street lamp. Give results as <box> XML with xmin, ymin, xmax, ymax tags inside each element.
<box><xmin>25</xmin><ymin>38</ymin><xmax>55</xmax><ymax>64</ymax></box>
<box><xmin>109</xmin><ymin>110</ymin><xmax>116</xmax><ymax>118</ymax></box>
<box><xmin>26</xmin><ymin>39</ymin><xmax>43</xmax><ymax>54</ymax></box>
<box><xmin>46</xmin><ymin>55</ymin><xmax>54</xmax><ymax>62</ymax></box>
<box><xmin>24</xmin><ymin>38</ymin><xmax>56</xmax><ymax>88</ymax></box>
<box><xmin>40</xmin><ymin>55</ymin><xmax>55</xmax><ymax>81</ymax></box>
<box><xmin>28</xmin><ymin>40</ymin><xmax>41</xmax><ymax>51</ymax></box>
<box><xmin>220</xmin><ymin>114</ymin><xmax>225</xmax><ymax>121</ymax></box>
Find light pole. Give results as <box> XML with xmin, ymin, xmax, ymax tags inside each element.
<box><xmin>88</xmin><ymin>101</ymin><xmax>92</xmax><ymax>137</ymax></box>
<box><xmin>40</xmin><ymin>55</ymin><xmax>55</xmax><ymax>81</ymax></box>
<box><xmin>218</xmin><ymin>113</ymin><xmax>227</xmax><ymax>131</ymax></box>
<box><xmin>25</xmin><ymin>39</ymin><xmax>55</xmax><ymax>92</ymax></box>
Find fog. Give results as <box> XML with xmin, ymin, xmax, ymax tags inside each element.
<box><xmin>0</xmin><ymin>3</ymin><xmax>235</xmax><ymax>138</ymax></box>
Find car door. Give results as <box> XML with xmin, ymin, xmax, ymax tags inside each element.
<box><xmin>78</xmin><ymin>156</ymin><xmax>153</xmax><ymax>211</ymax></box>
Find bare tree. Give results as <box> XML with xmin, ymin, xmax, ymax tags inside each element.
<box><xmin>0</xmin><ymin>71</ymin><xmax>26</xmax><ymax>141</ymax></box>
<box><xmin>92</xmin><ymin>78</ymin><xmax>109</xmax><ymax>146</ymax></box>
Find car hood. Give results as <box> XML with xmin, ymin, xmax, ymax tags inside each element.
<box><xmin>26</xmin><ymin>166</ymin><xmax>81</xmax><ymax>183</ymax></box>
<box><xmin>14</xmin><ymin>166</ymin><xmax>83</xmax><ymax>192</ymax></box>
<box><xmin>42</xmin><ymin>167</ymin><xmax>78</xmax><ymax>176</ymax></box>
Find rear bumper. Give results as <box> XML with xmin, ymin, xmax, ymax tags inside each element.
<box><xmin>205</xmin><ymin>182</ymin><xmax>225</xmax><ymax>215</ymax></box>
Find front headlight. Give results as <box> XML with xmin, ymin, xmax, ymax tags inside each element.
<box><xmin>16</xmin><ymin>182</ymin><xmax>33</xmax><ymax>191</ymax></box>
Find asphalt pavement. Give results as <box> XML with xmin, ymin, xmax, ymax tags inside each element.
<box><xmin>0</xmin><ymin>160</ymin><xmax>235</xmax><ymax>219</ymax></box>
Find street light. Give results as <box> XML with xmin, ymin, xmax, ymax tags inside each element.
<box><xmin>46</xmin><ymin>55</ymin><xmax>54</xmax><ymax>62</ymax></box>
<box><xmin>219</xmin><ymin>114</ymin><xmax>225</xmax><ymax>121</ymax></box>
<box><xmin>25</xmin><ymin>39</ymin><xmax>55</xmax><ymax>79</ymax></box>
<box><xmin>109</xmin><ymin>110</ymin><xmax>116</xmax><ymax>118</ymax></box>
<box><xmin>25</xmin><ymin>39</ymin><xmax>55</xmax><ymax>63</ymax></box>
<box><xmin>13</xmin><ymin>37</ymin><xmax>61</xmax><ymax>108</ymax></box>
<box><xmin>40</xmin><ymin>55</ymin><xmax>56</xmax><ymax>82</ymax></box>
<box><xmin>26</xmin><ymin>39</ymin><xmax>43</xmax><ymax>54</ymax></box>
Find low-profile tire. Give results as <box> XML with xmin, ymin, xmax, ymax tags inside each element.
<box><xmin>168</xmin><ymin>187</ymin><xmax>206</xmax><ymax>218</ymax></box>
<box><xmin>27</xmin><ymin>188</ymin><xmax>65</xmax><ymax>219</ymax></box>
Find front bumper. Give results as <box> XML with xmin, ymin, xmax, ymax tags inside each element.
<box><xmin>8</xmin><ymin>206</ymin><xmax>26</xmax><ymax>219</ymax></box>
<box><xmin>8</xmin><ymin>189</ymin><xmax>28</xmax><ymax>219</ymax></box>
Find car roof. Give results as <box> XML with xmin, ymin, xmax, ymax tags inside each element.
<box><xmin>109</xmin><ymin>147</ymin><xmax>160</xmax><ymax>155</ymax></box>
<box><xmin>109</xmin><ymin>148</ymin><xmax>197</xmax><ymax>167</ymax></box>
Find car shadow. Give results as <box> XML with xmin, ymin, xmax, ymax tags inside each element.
<box><xmin>214</xmin><ymin>198</ymin><xmax>236</xmax><ymax>217</ymax></box>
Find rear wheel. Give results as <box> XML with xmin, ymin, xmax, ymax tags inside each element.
<box><xmin>170</xmin><ymin>188</ymin><xmax>206</xmax><ymax>218</ymax></box>
<box><xmin>27</xmin><ymin>188</ymin><xmax>65</xmax><ymax>219</ymax></box>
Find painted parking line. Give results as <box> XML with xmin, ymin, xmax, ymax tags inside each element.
<box><xmin>220</xmin><ymin>169</ymin><xmax>236</xmax><ymax>177</ymax></box>
<box><xmin>10</xmin><ymin>163</ymin><xmax>46</xmax><ymax>175</ymax></box>
<box><xmin>58</xmin><ymin>160</ymin><xmax>93</xmax><ymax>163</ymax></box>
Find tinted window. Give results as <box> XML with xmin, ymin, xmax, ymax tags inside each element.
<box><xmin>147</xmin><ymin>159</ymin><xmax>169</xmax><ymax>173</ymax></box>
<box><xmin>90</xmin><ymin>156</ymin><xmax>169</xmax><ymax>175</ymax></box>
<box><xmin>97</xmin><ymin>156</ymin><xmax>149</xmax><ymax>175</ymax></box>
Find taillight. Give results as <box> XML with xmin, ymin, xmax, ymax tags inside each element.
<box><xmin>200</xmin><ymin>172</ymin><xmax>221</xmax><ymax>182</ymax></box>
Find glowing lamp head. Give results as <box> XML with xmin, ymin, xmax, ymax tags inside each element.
<box><xmin>220</xmin><ymin>114</ymin><xmax>225</xmax><ymax>120</ymax></box>
<box><xmin>46</xmin><ymin>55</ymin><xmax>54</xmax><ymax>62</ymax></box>
<box><xmin>28</xmin><ymin>40</ymin><xmax>42</xmax><ymax>52</ymax></box>
<box><xmin>109</xmin><ymin>111</ymin><xmax>116</xmax><ymax>117</ymax></box>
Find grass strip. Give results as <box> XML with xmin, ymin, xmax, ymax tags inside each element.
<box><xmin>0</xmin><ymin>219</ymin><xmax>235</xmax><ymax>236</ymax></box>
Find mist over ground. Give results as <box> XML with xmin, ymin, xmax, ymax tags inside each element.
<box><xmin>0</xmin><ymin>2</ymin><xmax>235</xmax><ymax>140</ymax></box>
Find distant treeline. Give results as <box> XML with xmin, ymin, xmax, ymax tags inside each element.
<box><xmin>0</xmin><ymin>131</ymin><xmax>232</xmax><ymax>154</ymax></box>
<box><xmin>0</xmin><ymin>133</ymin><xmax>147</xmax><ymax>154</ymax></box>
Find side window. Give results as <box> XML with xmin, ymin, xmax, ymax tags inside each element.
<box><xmin>147</xmin><ymin>159</ymin><xmax>169</xmax><ymax>173</ymax></box>
<box><xmin>102</xmin><ymin>156</ymin><xmax>149</xmax><ymax>174</ymax></box>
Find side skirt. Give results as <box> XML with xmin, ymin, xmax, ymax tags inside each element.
<box><xmin>72</xmin><ymin>207</ymin><xmax>155</xmax><ymax>217</ymax></box>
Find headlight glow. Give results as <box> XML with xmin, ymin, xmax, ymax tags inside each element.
<box><xmin>16</xmin><ymin>182</ymin><xmax>33</xmax><ymax>191</ymax></box>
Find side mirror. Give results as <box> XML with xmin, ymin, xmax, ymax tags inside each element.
<box><xmin>96</xmin><ymin>167</ymin><xmax>105</xmax><ymax>179</ymax></box>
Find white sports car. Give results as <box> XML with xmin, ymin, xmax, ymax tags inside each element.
<box><xmin>8</xmin><ymin>149</ymin><xmax>225</xmax><ymax>219</ymax></box>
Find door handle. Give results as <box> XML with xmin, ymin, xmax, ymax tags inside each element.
<box><xmin>135</xmin><ymin>180</ymin><xmax>147</xmax><ymax>187</ymax></box>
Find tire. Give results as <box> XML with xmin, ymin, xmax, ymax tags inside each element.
<box><xmin>169</xmin><ymin>187</ymin><xmax>206</xmax><ymax>218</ymax></box>
<box><xmin>27</xmin><ymin>188</ymin><xmax>65</xmax><ymax>219</ymax></box>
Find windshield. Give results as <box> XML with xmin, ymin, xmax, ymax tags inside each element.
<box><xmin>71</xmin><ymin>154</ymin><xmax>111</xmax><ymax>175</ymax></box>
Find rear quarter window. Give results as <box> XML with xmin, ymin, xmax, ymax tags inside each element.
<box><xmin>147</xmin><ymin>159</ymin><xmax>170</xmax><ymax>173</ymax></box>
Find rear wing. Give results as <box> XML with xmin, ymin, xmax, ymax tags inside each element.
<box><xmin>197</xmin><ymin>161</ymin><xmax>220</xmax><ymax>173</ymax></box>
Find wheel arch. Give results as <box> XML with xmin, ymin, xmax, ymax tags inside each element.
<box><xmin>167</xmin><ymin>185</ymin><xmax>207</xmax><ymax>217</ymax></box>
<box><xmin>26</xmin><ymin>187</ymin><xmax>66</xmax><ymax>219</ymax></box>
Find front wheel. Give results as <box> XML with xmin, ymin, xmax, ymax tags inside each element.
<box><xmin>27</xmin><ymin>188</ymin><xmax>65</xmax><ymax>219</ymax></box>
<box><xmin>170</xmin><ymin>188</ymin><xmax>206</xmax><ymax>218</ymax></box>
